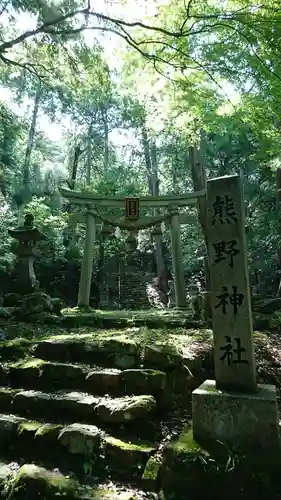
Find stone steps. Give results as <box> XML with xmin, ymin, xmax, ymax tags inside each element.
<box><xmin>0</xmin><ymin>461</ymin><xmax>140</xmax><ymax>499</ymax></box>
<box><xmin>4</xmin><ymin>358</ymin><xmax>166</xmax><ymax>397</ymax></box>
<box><xmin>0</xmin><ymin>413</ymin><xmax>157</xmax><ymax>480</ymax></box>
<box><xmin>0</xmin><ymin>387</ymin><xmax>157</xmax><ymax>427</ymax></box>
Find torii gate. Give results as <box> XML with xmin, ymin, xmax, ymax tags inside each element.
<box><xmin>59</xmin><ymin>187</ymin><xmax>207</xmax><ymax>308</ymax></box>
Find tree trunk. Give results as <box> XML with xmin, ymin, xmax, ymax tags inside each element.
<box><xmin>151</xmin><ymin>140</ymin><xmax>166</xmax><ymax>282</ymax></box>
<box><xmin>19</xmin><ymin>80</ymin><xmax>41</xmax><ymax>223</ymax></box>
<box><xmin>101</xmin><ymin>107</ymin><xmax>109</xmax><ymax>170</ymax></box>
<box><xmin>68</xmin><ymin>144</ymin><xmax>82</xmax><ymax>190</ymax></box>
<box><xmin>188</xmin><ymin>144</ymin><xmax>209</xmax><ymax>289</ymax></box>
<box><xmin>86</xmin><ymin>121</ymin><xmax>93</xmax><ymax>185</ymax></box>
<box><xmin>22</xmin><ymin>81</ymin><xmax>41</xmax><ymax>194</ymax></box>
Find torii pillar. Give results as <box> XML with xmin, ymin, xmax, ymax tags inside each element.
<box><xmin>78</xmin><ymin>208</ymin><xmax>96</xmax><ymax>307</ymax></box>
<box><xmin>169</xmin><ymin>205</ymin><xmax>186</xmax><ymax>307</ymax></box>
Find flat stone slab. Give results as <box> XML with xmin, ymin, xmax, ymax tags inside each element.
<box><xmin>192</xmin><ymin>379</ymin><xmax>280</xmax><ymax>450</ymax></box>
<box><xmin>58</xmin><ymin>423</ymin><xmax>102</xmax><ymax>455</ymax></box>
<box><xmin>9</xmin><ymin>389</ymin><xmax>157</xmax><ymax>426</ymax></box>
<box><xmin>12</xmin><ymin>390</ymin><xmax>99</xmax><ymax>421</ymax></box>
<box><xmin>95</xmin><ymin>395</ymin><xmax>156</xmax><ymax>423</ymax></box>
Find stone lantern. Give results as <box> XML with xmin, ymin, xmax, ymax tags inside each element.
<box><xmin>8</xmin><ymin>213</ymin><xmax>46</xmax><ymax>295</ymax></box>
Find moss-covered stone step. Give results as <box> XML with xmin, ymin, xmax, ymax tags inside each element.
<box><xmin>0</xmin><ymin>414</ymin><xmax>158</xmax><ymax>481</ymax></box>
<box><xmin>34</xmin><ymin>336</ymin><xmax>141</xmax><ymax>369</ymax></box>
<box><xmin>33</xmin><ymin>331</ymin><xmax>212</xmax><ymax>372</ymax></box>
<box><xmin>1</xmin><ymin>388</ymin><xmax>157</xmax><ymax>425</ymax></box>
<box><xmin>3</xmin><ymin>463</ymin><xmax>138</xmax><ymax>499</ymax></box>
<box><xmin>6</xmin><ymin>358</ymin><xmax>167</xmax><ymax>396</ymax></box>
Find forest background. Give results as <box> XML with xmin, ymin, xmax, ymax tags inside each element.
<box><xmin>0</xmin><ymin>0</ymin><xmax>280</xmax><ymax>303</ymax></box>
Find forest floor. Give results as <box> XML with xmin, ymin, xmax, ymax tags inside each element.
<box><xmin>0</xmin><ymin>312</ymin><xmax>280</xmax><ymax>498</ymax></box>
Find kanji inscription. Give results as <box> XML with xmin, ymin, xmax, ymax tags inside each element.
<box><xmin>219</xmin><ymin>336</ymin><xmax>249</xmax><ymax>366</ymax></box>
<box><xmin>212</xmin><ymin>195</ymin><xmax>238</xmax><ymax>225</ymax></box>
<box><xmin>213</xmin><ymin>239</ymin><xmax>239</xmax><ymax>268</ymax></box>
<box><xmin>215</xmin><ymin>285</ymin><xmax>244</xmax><ymax>315</ymax></box>
<box><xmin>207</xmin><ymin>174</ymin><xmax>257</xmax><ymax>392</ymax></box>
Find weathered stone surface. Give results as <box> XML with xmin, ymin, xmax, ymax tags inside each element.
<box><xmin>0</xmin><ymin>414</ymin><xmax>26</xmax><ymax>445</ymax></box>
<box><xmin>142</xmin><ymin>344</ymin><xmax>182</xmax><ymax>369</ymax></box>
<box><xmin>141</xmin><ymin>455</ymin><xmax>162</xmax><ymax>490</ymax></box>
<box><xmin>58</xmin><ymin>423</ymin><xmax>102</xmax><ymax>455</ymax></box>
<box><xmin>86</xmin><ymin>369</ymin><xmax>121</xmax><ymax>394</ymax></box>
<box><xmin>95</xmin><ymin>395</ymin><xmax>156</xmax><ymax>423</ymax></box>
<box><xmin>0</xmin><ymin>388</ymin><xmax>18</xmax><ymax>412</ymax></box>
<box><xmin>3</xmin><ymin>293</ymin><xmax>21</xmax><ymax>307</ymax></box>
<box><xmin>206</xmin><ymin>175</ymin><xmax>256</xmax><ymax>392</ymax></box>
<box><xmin>35</xmin><ymin>423</ymin><xmax>64</xmax><ymax>447</ymax></box>
<box><xmin>34</xmin><ymin>340</ymin><xmax>86</xmax><ymax>363</ymax></box>
<box><xmin>39</xmin><ymin>362</ymin><xmax>85</xmax><ymax>388</ymax></box>
<box><xmin>0</xmin><ymin>307</ymin><xmax>13</xmax><ymax>318</ymax></box>
<box><xmin>8</xmin><ymin>358</ymin><xmax>45</xmax><ymax>386</ymax></box>
<box><xmin>8</xmin><ymin>464</ymin><xmax>77</xmax><ymax>499</ymax></box>
<box><xmin>192</xmin><ymin>379</ymin><xmax>279</xmax><ymax>450</ymax></box>
<box><xmin>254</xmin><ymin>298</ymin><xmax>281</xmax><ymax>314</ymax></box>
<box><xmin>120</xmin><ymin>369</ymin><xmax>166</xmax><ymax>394</ymax></box>
<box><xmin>12</xmin><ymin>390</ymin><xmax>99</xmax><ymax>421</ymax></box>
<box><xmin>104</xmin><ymin>435</ymin><xmax>156</xmax><ymax>469</ymax></box>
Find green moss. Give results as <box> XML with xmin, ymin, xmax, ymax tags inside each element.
<box><xmin>9</xmin><ymin>358</ymin><xmax>46</xmax><ymax>370</ymax></box>
<box><xmin>35</xmin><ymin>423</ymin><xmax>63</xmax><ymax>438</ymax></box>
<box><xmin>142</xmin><ymin>455</ymin><xmax>162</xmax><ymax>489</ymax></box>
<box><xmin>17</xmin><ymin>421</ymin><xmax>42</xmax><ymax>435</ymax></box>
<box><xmin>104</xmin><ymin>436</ymin><xmax>155</xmax><ymax>453</ymax></box>
<box><xmin>170</xmin><ymin>428</ymin><xmax>206</xmax><ymax>456</ymax></box>
<box><xmin>8</xmin><ymin>464</ymin><xmax>78</xmax><ymax>499</ymax></box>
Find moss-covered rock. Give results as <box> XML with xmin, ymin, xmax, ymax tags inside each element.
<box><xmin>58</xmin><ymin>423</ymin><xmax>102</xmax><ymax>456</ymax></box>
<box><xmin>142</xmin><ymin>344</ymin><xmax>183</xmax><ymax>369</ymax></box>
<box><xmin>104</xmin><ymin>435</ymin><xmax>156</xmax><ymax>471</ymax></box>
<box><xmin>142</xmin><ymin>455</ymin><xmax>162</xmax><ymax>490</ymax></box>
<box><xmin>39</xmin><ymin>362</ymin><xmax>85</xmax><ymax>389</ymax></box>
<box><xmin>0</xmin><ymin>414</ymin><xmax>26</xmax><ymax>446</ymax></box>
<box><xmin>95</xmin><ymin>395</ymin><xmax>156</xmax><ymax>423</ymax></box>
<box><xmin>120</xmin><ymin>369</ymin><xmax>166</xmax><ymax>394</ymax></box>
<box><xmin>86</xmin><ymin>369</ymin><xmax>121</xmax><ymax>394</ymax></box>
<box><xmin>17</xmin><ymin>420</ymin><xmax>42</xmax><ymax>437</ymax></box>
<box><xmin>7</xmin><ymin>463</ymin><xmax>78</xmax><ymax>499</ymax></box>
<box><xmin>8</xmin><ymin>358</ymin><xmax>46</xmax><ymax>387</ymax></box>
<box><xmin>35</xmin><ymin>423</ymin><xmax>64</xmax><ymax>449</ymax></box>
<box><xmin>12</xmin><ymin>390</ymin><xmax>99</xmax><ymax>422</ymax></box>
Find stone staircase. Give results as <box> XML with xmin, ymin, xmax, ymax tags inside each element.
<box><xmin>0</xmin><ymin>328</ymin><xmax>213</xmax><ymax>499</ymax></box>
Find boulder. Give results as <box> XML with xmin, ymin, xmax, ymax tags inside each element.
<box><xmin>86</xmin><ymin>369</ymin><xmax>121</xmax><ymax>394</ymax></box>
<box><xmin>7</xmin><ymin>464</ymin><xmax>77</xmax><ymax>499</ymax></box>
<box><xmin>95</xmin><ymin>395</ymin><xmax>156</xmax><ymax>423</ymax></box>
<box><xmin>0</xmin><ymin>307</ymin><xmax>13</xmax><ymax>319</ymax></box>
<box><xmin>104</xmin><ymin>435</ymin><xmax>156</xmax><ymax>470</ymax></box>
<box><xmin>58</xmin><ymin>423</ymin><xmax>102</xmax><ymax>455</ymax></box>
<box><xmin>3</xmin><ymin>293</ymin><xmax>21</xmax><ymax>307</ymax></box>
<box><xmin>253</xmin><ymin>298</ymin><xmax>281</xmax><ymax>314</ymax></box>
<box><xmin>120</xmin><ymin>369</ymin><xmax>166</xmax><ymax>394</ymax></box>
<box><xmin>19</xmin><ymin>293</ymin><xmax>52</xmax><ymax>316</ymax></box>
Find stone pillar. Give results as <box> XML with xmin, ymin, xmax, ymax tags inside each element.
<box><xmin>192</xmin><ymin>175</ymin><xmax>279</xmax><ymax>451</ymax></box>
<box><xmin>77</xmin><ymin>210</ymin><xmax>96</xmax><ymax>307</ymax></box>
<box><xmin>169</xmin><ymin>206</ymin><xmax>186</xmax><ymax>308</ymax></box>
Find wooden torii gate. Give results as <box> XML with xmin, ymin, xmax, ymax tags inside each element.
<box><xmin>59</xmin><ymin>187</ymin><xmax>207</xmax><ymax>308</ymax></box>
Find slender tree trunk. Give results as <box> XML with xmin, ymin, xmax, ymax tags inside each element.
<box><xmin>151</xmin><ymin>140</ymin><xmax>166</xmax><ymax>282</ymax></box>
<box><xmin>22</xmin><ymin>81</ymin><xmax>41</xmax><ymax>193</ymax></box>
<box><xmin>68</xmin><ymin>144</ymin><xmax>82</xmax><ymax>190</ymax></box>
<box><xmin>188</xmin><ymin>144</ymin><xmax>209</xmax><ymax>288</ymax></box>
<box><xmin>101</xmin><ymin>107</ymin><xmax>109</xmax><ymax>170</ymax></box>
<box><xmin>86</xmin><ymin>121</ymin><xmax>93</xmax><ymax>185</ymax></box>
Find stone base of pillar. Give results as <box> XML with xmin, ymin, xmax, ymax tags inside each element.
<box><xmin>192</xmin><ymin>379</ymin><xmax>280</xmax><ymax>451</ymax></box>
